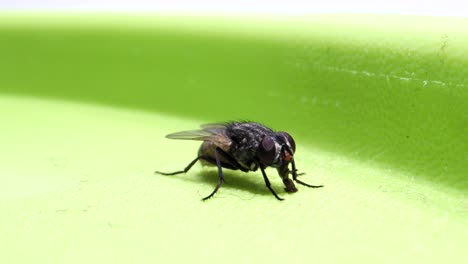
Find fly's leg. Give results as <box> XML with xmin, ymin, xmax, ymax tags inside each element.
<box><xmin>290</xmin><ymin>157</ymin><xmax>324</xmax><ymax>188</ymax></box>
<box><xmin>155</xmin><ymin>156</ymin><xmax>201</xmax><ymax>176</ymax></box>
<box><xmin>289</xmin><ymin>171</ymin><xmax>306</xmax><ymax>177</ymax></box>
<box><xmin>202</xmin><ymin>147</ymin><xmax>225</xmax><ymax>201</ymax></box>
<box><xmin>260</xmin><ymin>167</ymin><xmax>284</xmax><ymax>201</ymax></box>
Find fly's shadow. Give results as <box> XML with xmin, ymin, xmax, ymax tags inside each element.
<box><xmin>160</xmin><ymin>168</ymin><xmax>277</xmax><ymax>198</ymax></box>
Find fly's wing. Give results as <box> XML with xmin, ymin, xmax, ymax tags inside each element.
<box><xmin>165</xmin><ymin>129</ymin><xmax>215</xmax><ymax>140</ymax></box>
<box><xmin>165</xmin><ymin>124</ymin><xmax>232</xmax><ymax>150</ymax></box>
<box><xmin>199</xmin><ymin>123</ymin><xmax>229</xmax><ymax>129</ymax></box>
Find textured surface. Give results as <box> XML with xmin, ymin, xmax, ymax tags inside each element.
<box><xmin>0</xmin><ymin>13</ymin><xmax>467</xmax><ymax>263</ymax></box>
<box><xmin>0</xmin><ymin>95</ymin><xmax>466</xmax><ymax>263</ymax></box>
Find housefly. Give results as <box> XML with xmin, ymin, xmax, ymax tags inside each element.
<box><xmin>155</xmin><ymin>122</ymin><xmax>323</xmax><ymax>201</ymax></box>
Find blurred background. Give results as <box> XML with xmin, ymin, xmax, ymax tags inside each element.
<box><xmin>2</xmin><ymin>0</ymin><xmax>468</xmax><ymax>16</ymax></box>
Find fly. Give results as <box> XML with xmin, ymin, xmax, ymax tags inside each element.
<box><xmin>155</xmin><ymin>121</ymin><xmax>323</xmax><ymax>201</ymax></box>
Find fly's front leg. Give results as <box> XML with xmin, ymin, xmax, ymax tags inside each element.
<box><xmin>260</xmin><ymin>166</ymin><xmax>284</xmax><ymax>201</ymax></box>
<box><xmin>290</xmin><ymin>157</ymin><xmax>323</xmax><ymax>188</ymax></box>
<box><xmin>289</xmin><ymin>171</ymin><xmax>306</xmax><ymax>177</ymax></box>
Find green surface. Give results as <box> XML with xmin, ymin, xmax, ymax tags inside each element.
<box><xmin>0</xmin><ymin>13</ymin><xmax>467</xmax><ymax>263</ymax></box>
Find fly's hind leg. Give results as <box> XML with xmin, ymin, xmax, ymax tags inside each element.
<box><xmin>156</xmin><ymin>147</ymin><xmax>236</xmax><ymax>201</ymax></box>
<box><xmin>155</xmin><ymin>156</ymin><xmax>201</xmax><ymax>176</ymax></box>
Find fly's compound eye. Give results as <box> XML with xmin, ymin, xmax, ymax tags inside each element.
<box><xmin>258</xmin><ymin>136</ymin><xmax>277</xmax><ymax>165</ymax></box>
<box><xmin>278</xmin><ymin>131</ymin><xmax>296</xmax><ymax>153</ymax></box>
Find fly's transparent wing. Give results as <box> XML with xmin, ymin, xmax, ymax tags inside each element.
<box><xmin>165</xmin><ymin>125</ymin><xmax>232</xmax><ymax>150</ymax></box>
<box><xmin>165</xmin><ymin>129</ymin><xmax>214</xmax><ymax>140</ymax></box>
<box><xmin>166</xmin><ymin>125</ymin><xmax>226</xmax><ymax>141</ymax></box>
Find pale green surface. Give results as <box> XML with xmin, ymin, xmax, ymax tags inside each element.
<box><xmin>0</xmin><ymin>13</ymin><xmax>467</xmax><ymax>263</ymax></box>
<box><xmin>0</xmin><ymin>95</ymin><xmax>466</xmax><ymax>263</ymax></box>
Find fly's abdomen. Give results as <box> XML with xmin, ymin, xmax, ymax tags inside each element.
<box><xmin>198</xmin><ymin>141</ymin><xmax>243</xmax><ymax>171</ymax></box>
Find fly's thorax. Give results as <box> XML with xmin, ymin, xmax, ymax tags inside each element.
<box><xmin>225</xmin><ymin>123</ymin><xmax>265</xmax><ymax>170</ymax></box>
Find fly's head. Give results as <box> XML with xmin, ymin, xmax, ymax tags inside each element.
<box><xmin>257</xmin><ymin>131</ymin><xmax>296</xmax><ymax>168</ymax></box>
